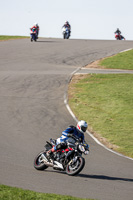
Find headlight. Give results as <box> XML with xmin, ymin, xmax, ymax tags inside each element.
<box><xmin>78</xmin><ymin>145</ymin><xmax>85</xmax><ymax>153</ymax></box>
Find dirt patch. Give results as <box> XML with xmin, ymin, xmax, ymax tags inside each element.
<box><xmin>87</xmin><ymin>128</ymin><xmax>119</xmax><ymax>150</ymax></box>
<box><xmin>84</xmin><ymin>58</ymin><xmax>105</xmax><ymax>69</ymax></box>
<box><xmin>68</xmin><ymin>74</ymin><xmax>89</xmax><ymax>99</ymax></box>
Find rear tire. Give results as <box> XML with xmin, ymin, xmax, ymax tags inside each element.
<box><xmin>34</xmin><ymin>151</ymin><xmax>48</xmax><ymax>170</ymax></box>
<box><xmin>66</xmin><ymin>157</ymin><xmax>85</xmax><ymax>176</ymax></box>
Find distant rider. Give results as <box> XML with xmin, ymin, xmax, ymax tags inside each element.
<box><xmin>62</xmin><ymin>21</ymin><xmax>71</xmax><ymax>36</ymax></box>
<box><xmin>30</xmin><ymin>23</ymin><xmax>39</xmax><ymax>38</ymax></box>
<box><xmin>114</xmin><ymin>28</ymin><xmax>121</xmax><ymax>39</ymax></box>
<box><xmin>115</xmin><ymin>28</ymin><xmax>121</xmax><ymax>35</ymax></box>
<box><xmin>46</xmin><ymin>120</ymin><xmax>88</xmax><ymax>159</ymax></box>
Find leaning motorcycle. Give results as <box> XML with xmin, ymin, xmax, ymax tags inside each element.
<box><xmin>30</xmin><ymin>28</ymin><xmax>37</xmax><ymax>42</ymax></box>
<box><xmin>62</xmin><ymin>27</ymin><xmax>70</xmax><ymax>39</ymax></box>
<box><xmin>34</xmin><ymin>136</ymin><xmax>89</xmax><ymax>176</ymax></box>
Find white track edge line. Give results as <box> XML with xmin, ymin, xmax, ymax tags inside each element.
<box><xmin>120</xmin><ymin>48</ymin><xmax>132</xmax><ymax>53</ymax></box>
<box><xmin>65</xmin><ymin>101</ymin><xmax>133</xmax><ymax>161</ymax></box>
<box><xmin>64</xmin><ymin>49</ymin><xmax>133</xmax><ymax>161</ymax></box>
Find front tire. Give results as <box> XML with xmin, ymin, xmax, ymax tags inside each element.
<box><xmin>66</xmin><ymin>157</ymin><xmax>85</xmax><ymax>176</ymax></box>
<box><xmin>34</xmin><ymin>151</ymin><xmax>48</xmax><ymax>170</ymax></box>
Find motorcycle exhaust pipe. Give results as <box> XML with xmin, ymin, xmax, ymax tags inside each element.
<box><xmin>43</xmin><ymin>160</ymin><xmax>63</xmax><ymax>169</ymax></box>
<box><xmin>41</xmin><ymin>154</ymin><xmax>63</xmax><ymax>169</ymax></box>
<box><xmin>41</xmin><ymin>154</ymin><xmax>54</xmax><ymax>167</ymax></box>
<box><xmin>44</xmin><ymin>161</ymin><xmax>54</xmax><ymax>167</ymax></box>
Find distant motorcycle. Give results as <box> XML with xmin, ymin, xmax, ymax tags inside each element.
<box><xmin>62</xmin><ymin>27</ymin><xmax>70</xmax><ymax>39</ymax></box>
<box><xmin>115</xmin><ymin>33</ymin><xmax>125</xmax><ymax>40</ymax></box>
<box><xmin>34</xmin><ymin>136</ymin><xmax>89</xmax><ymax>176</ymax></box>
<box><xmin>30</xmin><ymin>28</ymin><xmax>37</xmax><ymax>42</ymax></box>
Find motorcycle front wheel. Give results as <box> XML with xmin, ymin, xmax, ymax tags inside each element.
<box><xmin>63</xmin><ymin>33</ymin><xmax>66</xmax><ymax>39</ymax></box>
<box><xmin>66</xmin><ymin>157</ymin><xmax>85</xmax><ymax>176</ymax></box>
<box><xmin>34</xmin><ymin>151</ymin><xmax>48</xmax><ymax>170</ymax></box>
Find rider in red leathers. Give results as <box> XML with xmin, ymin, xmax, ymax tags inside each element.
<box><xmin>114</xmin><ymin>28</ymin><xmax>125</xmax><ymax>40</ymax></box>
<box><xmin>30</xmin><ymin>23</ymin><xmax>39</xmax><ymax>39</ymax></box>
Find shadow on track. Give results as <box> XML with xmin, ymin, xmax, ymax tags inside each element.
<box><xmin>36</xmin><ymin>40</ymin><xmax>59</xmax><ymax>43</ymax></box>
<box><xmin>37</xmin><ymin>169</ymin><xmax>133</xmax><ymax>182</ymax></box>
<box><xmin>77</xmin><ymin>174</ymin><xmax>133</xmax><ymax>182</ymax></box>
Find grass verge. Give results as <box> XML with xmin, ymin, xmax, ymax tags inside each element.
<box><xmin>99</xmin><ymin>49</ymin><xmax>133</xmax><ymax>70</ymax></box>
<box><xmin>0</xmin><ymin>185</ymin><xmax>94</xmax><ymax>200</ymax></box>
<box><xmin>69</xmin><ymin>73</ymin><xmax>133</xmax><ymax>158</ymax></box>
<box><xmin>0</xmin><ymin>35</ymin><xmax>29</xmax><ymax>41</ymax></box>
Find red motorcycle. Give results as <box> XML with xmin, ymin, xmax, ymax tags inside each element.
<box><xmin>115</xmin><ymin>33</ymin><xmax>125</xmax><ymax>40</ymax></box>
<box><xmin>34</xmin><ymin>137</ymin><xmax>89</xmax><ymax>176</ymax></box>
<box><xmin>30</xmin><ymin>28</ymin><xmax>37</xmax><ymax>42</ymax></box>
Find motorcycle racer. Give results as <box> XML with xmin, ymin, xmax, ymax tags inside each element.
<box><xmin>46</xmin><ymin>120</ymin><xmax>88</xmax><ymax>159</ymax></box>
<box><xmin>114</xmin><ymin>28</ymin><xmax>125</xmax><ymax>40</ymax></box>
<box><xmin>62</xmin><ymin>21</ymin><xmax>71</xmax><ymax>36</ymax></box>
<box><xmin>63</xmin><ymin>21</ymin><xmax>71</xmax><ymax>29</ymax></box>
<box><xmin>30</xmin><ymin>23</ymin><xmax>39</xmax><ymax>38</ymax></box>
<box><xmin>115</xmin><ymin>28</ymin><xmax>121</xmax><ymax>35</ymax></box>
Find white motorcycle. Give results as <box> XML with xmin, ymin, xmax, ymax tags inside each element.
<box><xmin>62</xmin><ymin>27</ymin><xmax>71</xmax><ymax>39</ymax></box>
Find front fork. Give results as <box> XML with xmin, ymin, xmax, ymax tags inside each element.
<box><xmin>69</xmin><ymin>154</ymin><xmax>80</xmax><ymax>166</ymax></box>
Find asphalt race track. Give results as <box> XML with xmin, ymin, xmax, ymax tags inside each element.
<box><xmin>0</xmin><ymin>38</ymin><xmax>133</xmax><ymax>200</ymax></box>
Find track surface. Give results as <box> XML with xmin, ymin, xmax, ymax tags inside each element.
<box><xmin>0</xmin><ymin>38</ymin><xmax>133</xmax><ymax>200</ymax></box>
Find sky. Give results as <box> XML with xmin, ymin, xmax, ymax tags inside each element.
<box><xmin>0</xmin><ymin>0</ymin><xmax>133</xmax><ymax>40</ymax></box>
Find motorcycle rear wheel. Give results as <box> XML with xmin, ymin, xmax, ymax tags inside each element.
<box><xmin>66</xmin><ymin>157</ymin><xmax>85</xmax><ymax>176</ymax></box>
<box><xmin>34</xmin><ymin>151</ymin><xmax>48</xmax><ymax>170</ymax></box>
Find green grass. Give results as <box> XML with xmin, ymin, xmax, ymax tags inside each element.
<box><xmin>69</xmin><ymin>73</ymin><xmax>133</xmax><ymax>158</ymax></box>
<box><xmin>0</xmin><ymin>185</ymin><xmax>94</xmax><ymax>200</ymax></box>
<box><xmin>99</xmin><ymin>49</ymin><xmax>133</xmax><ymax>70</ymax></box>
<box><xmin>69</xmin><ymin>49</ymin><xmax>133</xmax><ymax>157</ymax></box>
<box><xmin>0</xmin><ymin>35</ymin><xmax>29</xmax><ymax>41</ymax></box>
